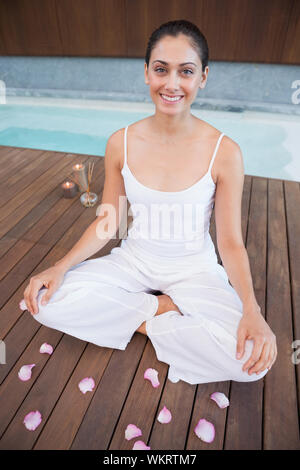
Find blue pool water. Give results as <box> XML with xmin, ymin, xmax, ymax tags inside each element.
<box><xmin>0</xmin><ymin>100</ymin><xmax>299</xmax><ymax>182</ymax></box>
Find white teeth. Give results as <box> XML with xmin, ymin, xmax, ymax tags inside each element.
<box><xmin>161</xmin><ymin>94</ymin><xmax>182</xmax><ymax>102</ymax></box>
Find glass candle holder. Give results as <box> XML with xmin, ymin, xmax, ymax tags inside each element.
<box><xmin>80</xmin><ymin>191</ymin><xmax>98</xmax><ymax>207</ymax></box>
<box><xmin>72</xmin><ymin>163</ymin><xmax>88</xmax><ymax>192</ymax></box>
<box><xmin>62</xmin><ymin>180</ymin><xmax>78</xmax><ymax>198</ymax></box>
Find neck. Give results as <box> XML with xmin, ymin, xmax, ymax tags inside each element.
<box><xmin>150</xmin><ymin>108</ymin><xmax>195</xmax><ymax>140</ymax></box>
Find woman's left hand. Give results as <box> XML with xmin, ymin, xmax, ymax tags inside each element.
<box><xmin>236</xmin><ymin>306</ymin><xmax>277</xmax><ymax>375</ymax></box>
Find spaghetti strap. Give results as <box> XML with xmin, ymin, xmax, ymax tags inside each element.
<box><xmin>122</xmin><ymin>125</ymin><xmax>128</xmax><ymax>170</ymax></box>
<box><xmin>208</xmin><ymin>132</ymin><xmax>225</xmax><ymax>174</ymax></box>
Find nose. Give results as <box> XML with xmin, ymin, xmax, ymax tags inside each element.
<box><xmin>165</xmin><ymin>71</ymin><xmax>180</xmax><ymax>92</ymax></box>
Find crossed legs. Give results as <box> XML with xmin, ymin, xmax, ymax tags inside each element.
<box><xmin>136</xmin><ymin>294</ymin><xmax>182</xmax><ymax>335</ymax></box>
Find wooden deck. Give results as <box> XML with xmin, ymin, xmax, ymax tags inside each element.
<box><xmin>0</xmin><ymin>145</ymin><xmax>299</xmax><ymax>450</ymax></box>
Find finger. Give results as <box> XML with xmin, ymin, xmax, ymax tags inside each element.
<box><xmin>23</xmin><ymin>287</ymin><xmax>30</xmax><ymax>312</ymax></box>
<box><xmin>27</xmin><ymin>278</ymin><xmax>41</xmax><ymax>314</ymax></box>
<box><xmin>242</xmin><ymin>338</ymin><xmax>264</xmax><ymax>372</ymax></box>
<box><xmin>40</xmin><ymin>284</ymin><xmax>54</xmax><ymax>306</ymax></box>
<box><xmin>264</xmin><ymin>347</ymin><xmax>275</xmax><ymax>371</ymax></box>
<box><xmin>24</xmin><ymin>283</ymin><xmax>33</xmax><ymax>313</ymax></box>
<box><xmin>236</xmin><ymin>329</ymin><xmax>247</xmax><ymax>359</ymax></box>
<box><xmin>29</xmin><ymin>279</ymin><xmax>47</xmax><ymax>315</ymax></box>
<box><xmin>249</xmin><ymin>343</ymin><xmax>271</xmax><ymax>374</ymax></box>
<box><xmin>268</xmin><ymin>343</ymin><xmax>278</xmax><ymax>370</ymax></box>
<box><xmin>25</xmin><ymin>283</ymin><xmax>34</xmax><ymax>315</ymax></box>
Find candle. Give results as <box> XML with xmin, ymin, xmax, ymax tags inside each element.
<box><xmin>72</xmin><ymin>163</ymin><xmax>88</xmax><ymax>192</ymax></box>
<box><xmin>62</xmin><ymin>180</ymin><xmax>78</xmax><ymax>198</ymax></box>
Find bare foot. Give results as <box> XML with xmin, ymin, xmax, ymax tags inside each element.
<box><xmin>157</xmin><ymin>294</ymin><xmax>181</xmax><ymax>315</ymax></box>
<box><xmin>136</xmin><ymin>294</ymin><xmax>182</xmax><ymax>336</ymax></box>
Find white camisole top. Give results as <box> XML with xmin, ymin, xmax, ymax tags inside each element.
<box><xmin>120</xmin><ymin>125</ymin><xmax>225</xmax><ymax>267</ymax></box>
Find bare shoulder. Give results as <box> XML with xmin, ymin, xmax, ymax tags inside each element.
<box><xmin>105</xmin><ymin>128</ymin><xmax>126</xmax><ymax>171</ymax></box>
<box><xmin>106</xmin><ymin>118</ymin><xmax>150</xmax><ymax>170</ymax></box>
<box><xmin>195</xmin><ymin>119</ymin><xmax>243</xmax><ymax>183</ymax></box>
<box><xmin>216</xmin><ymin>133</ymin><xmax>244</xmax><ymax>184</ymax></box>
<box><xmin>209</xmin><ymin>131</ymin><xmax>244</xmax><ymax>183</ymax></box>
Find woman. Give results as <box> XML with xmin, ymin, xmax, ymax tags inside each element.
<box><xmin>22</xmin><ymin>20</ymin><xmax>277</xmax><ymax>385</ymax></box>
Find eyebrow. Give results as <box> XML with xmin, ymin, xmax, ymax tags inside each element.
<box><xmin>152</xmin><ymin>60</ymin><xmax>197</xmax><ymax>66</ymax></box>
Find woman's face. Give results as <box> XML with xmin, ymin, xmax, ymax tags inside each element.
<box><xmin>144</xmin><ymin>34</ymin><xmax>208</xmax><ymax>114</ymax></box>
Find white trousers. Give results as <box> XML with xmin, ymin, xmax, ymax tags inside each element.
<box><xmin>33</xmin><ymin>241</ymin><xmax>269</xmax><ymax>385</ymax></box>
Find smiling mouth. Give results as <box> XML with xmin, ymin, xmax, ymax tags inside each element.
<box><xmin>159</xmin><ymin>93</ymin><xmax>184</xmax><ymax>103</ymax></box>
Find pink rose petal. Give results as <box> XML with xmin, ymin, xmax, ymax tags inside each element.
<box><xmin>19</xmin><ymin>299</ymin><xmax>27</xmax><ymax>311</ymax></box>
<box><xmin>39</xmin><ymin>343</ymin><xmax>53</xmax><ymax>355</ymax></box>
<box><xmin>210</xmin><ymin>392</ymin><xmax>230</xmax><ymax>409</ymax></box>
<box><xmin>194</xmin><ymin>418</ymin><xmax>215</xmax><ymax>443</ymax></box>
<box><xmin>144</xmin><ymin>368</ymin><xmax>160</xmax><ymax>388</ymax></box>
<box><xmin>157</xmin><ymin>405</ymin><xmax>172</xmax><ymax>424</ymax></box>
<box><xmin>132</xmin><ymin>440</ymin><xmax>151</xmax><ymax>450</ymax></box>
<box><xmin>78</xmin><ymin>377</ymin><xmax>95</xmax><ymax>394</ymax></box>
<box><xmin>125</xmin><ymin>424</ymin><xmax>142</xmax><ymax>441</ymax></box>
<box><xmin>23</xmin><ymin>410</ymin><xmax>42</xmax><ymax>431</ymax></box>
<box><xmin>18</xmin><ymin>364</ymin><xmax>36</xmax><ymax>381</ymax></box>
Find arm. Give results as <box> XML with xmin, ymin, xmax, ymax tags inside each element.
<box><xmin>214</xmin><ymin>138</ymin><xmax>277</xmax><ymax>374</ymax></box>
<box><xmin>55</xmin><ymin>129</ymin><xmax>127</xmax><ymax>272</ymax></box>
<box><xmin>213</xmin><ymin>139</ymin><xmax>257</xmax><ymax>311</ymax></box>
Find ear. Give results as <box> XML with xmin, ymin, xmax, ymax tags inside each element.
<box><xmin>144</xmin><ymin>63</ymin><xmax>149</xmax><ymax>85</ymax></box>
<box><xmin>200</xmin><ymin>66</ymin><xmax>209</xmax><ymax>89</ymax></box>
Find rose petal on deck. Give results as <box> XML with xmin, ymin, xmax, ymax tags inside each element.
<box><xmin>125</xmin><ymin>424</ymin><xmax>142</xmax><ymax>440</ymax></box>
<box><xmin>78</xmin><ymin>377</ymin><xmax>95</xmax><ymax>394</ymax></box>
<box><xmin>18</xmin><ymin>364</ymin><xmax>35</xmax><ymax>381</ymax></box>
<box><xmin>194</xmin><ymin>418</ymin><xmax>215</xmax><ymax>443</ymax></box>
<box><xmin>157</xmin><ymin>405</ymin><xmax>172</xmax><ymax>424</ymax></box>
<box><xmin>132</xmin><ymin>440</ymin><xmax>151</xmax><ymax>450</ymax></box>
<box><xmin>39</xmin><ymin>343</ymin><xmax>53</xmax><ymax>355</ymax></box>
<box><xmin>23</xmin><ymin>410</ymin><xmax>42</xmax><ymax>431</ymax></box>
<box><xmin>210</xmin><ymin>392</ymin><xmax>230</xmax><ymax>408</ymax></box>
<box><xmin>19</xmin><ymin>299</ymin><xmax>27</xmax><ymax>311</ymax></box>
<box><xmin>144</xmin><ymin>368</ymin><xmax>160</xmax><ymax>388</ymax></box>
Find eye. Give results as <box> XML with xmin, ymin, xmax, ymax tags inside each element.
<box><xmin>154</xmin><ymin>67</ymin><xmax>193</xmax><ymax>75</ymax></box>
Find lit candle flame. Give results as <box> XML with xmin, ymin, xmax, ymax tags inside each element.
<box><xmin>63</xmin><ymin>181</ymin><xmax>74</xmax><ymax>188</ymax></box>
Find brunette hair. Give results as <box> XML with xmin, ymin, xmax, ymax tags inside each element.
<box><xmin>145</xmin><ymin>19</ymin><xmax>209</xmax><ymax>72</ymax></box>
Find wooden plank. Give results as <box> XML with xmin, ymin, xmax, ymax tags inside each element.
<box><xmin>107</xmin><ymin>340</ymin><xmax>169</xmax><ymax>450</ymax></box>
<box><xmin>0</xmin><ymin>319</ymin><xmax>63</xmax><ymax>438</ymax></box>
<box><xmin>185</xmin><ymin>381</ymin><xmax>229</xmax><ymax>450</ymax></box>
<box><xmin>33</xmin><ymin>341</ymin><xmax>114</xmax><ymax>450</ymax></box>
<box><xmin>0</xmin><ymin>158</ymin><xmax>104</xmax><ymax>339</ymax></box>
<box><xmin>2</xmin><ymin>149</ymin><xmax>63</xmax><ymax>190</ymax></box>
<box><xmin>0</xmin><ymin>153</ymin><xmax>92</xmax><ymax>238</ymax></box>
<box><xmin>0</xmin><ymin>184</ymin><xmax>78</xmax><ymax>258</ymax></box>
<box><xmin>0</xmin><ymin>148</ymin><xmax>46</xmax><ymax>185</ymax></box>
<box><xmin>0</xmin><ymin>334</ymin><xmax>87</xmax><ymax>449</ymax></box>
<box><xmin>0</xmin><ymin>159</ymin><xmax>103</xmax><ymax>316</ymax></box>
<box><xmin>0</xmin><ymin>157</ymin><xmax>96</xmax><ymax>277</ymax></box>
<box><xmin>284</xmin><ymin>181</ymin><xmax>300</xmax><ymax>428</ymax></box>
<box><xmin>0</xmin><ymin>146</ymin><xmax>19</xmax><ymax>158</ymax></box>
<box><xmin>148</xmin><ymin>379</ymin><xmax>196</xmax><ymax>450</ymax></box>
<box><xmin>0</xmin><ymin>147</ymin><xmax>33</xmax><ymax>178</ymax></box>
<box><xmin>282</xmin><ymin>0</ymin><xmax>300</xmax><ymax>64</ymax></box>
<box><xmin>56</xmin><ymin>0</ymin><xmax>127</xmax><ymax>56</ymax></box>
<box><xmin>263</xmin><ymin>179</ymin><xmax>299</xmax><ymax>449</ymax></box>
<box><xmin>0</xmin><ymin>0</ymin><xmax>62</xmax><ymax>56</ymax></box>
<box><xmin>0</xmin><ymin>151</ymin><xmax>77</xmax><ymax>213</ymax></box>
<box><xmin>37</xmin><ymin>336</ymin><xmax>144</xmax><ymax>450</ymax></box>
<box><xmin>225</xmin><ymin>176</ymin><xmax>267</xmax><ymax>450</ymax></box>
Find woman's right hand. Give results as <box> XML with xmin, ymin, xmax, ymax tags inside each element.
<box><xmin>23</xmin><ymin>265</ymin><xmax>67</xmax><ymax>315</ymax></box>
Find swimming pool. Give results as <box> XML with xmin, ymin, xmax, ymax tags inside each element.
<box><xmin>1</xmin><ymin>97</ymin><xmax>299</xmax><ymax>182</ymax></box>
